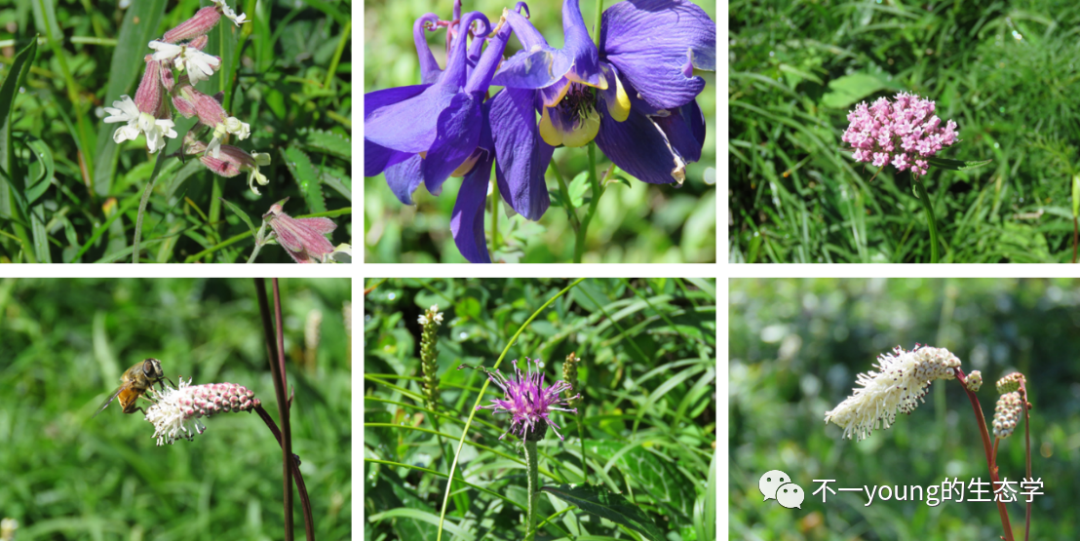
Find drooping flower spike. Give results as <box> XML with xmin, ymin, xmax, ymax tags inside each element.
<box><xmin>470</xmin><ymin>358</ymin><xmax>580</xmax><ymax>442</ymax></box>
<box><xmin>824</xmin><ymin>345</ymin><xmax>961</xmax><ymax>441</ymax></box>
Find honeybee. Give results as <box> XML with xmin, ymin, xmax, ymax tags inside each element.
<box><xmin>93</xmin><ymin>358</ymin><xmax>171</xmax><ymax>417</ymax></box>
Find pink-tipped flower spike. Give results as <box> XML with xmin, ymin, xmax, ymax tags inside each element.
<box><xmin>842</xmin><ymin>92</ymin><xmax>959</xmax><ymax>176</ymax></box>
<box><xmin>144</xmin><ymin>377</ymin><xmax>261</xmax><ymax>446</ymax></box>
<box><xmin>824</xmin><ymin>345</ymin><xmax>960</xmax><ymax>441</ymax></box>
<box><xmin>262</xmin><ymin>198</ymin><xmax>337</xmax><ymax>264</ymax></box>
<box><xmin>475</xmin><ymin>358</ymin><xmax>580</xmax><ymax>442</ymax></box>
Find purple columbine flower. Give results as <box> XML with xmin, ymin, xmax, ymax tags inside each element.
<box><xmin>841</xmin><ymin>92</ymin><xmax>959</xmax><ymax>176</ymax></box>
<box><xmin>475</xmin><ymin>358</ymin><xmax>580</xmax><ymax>442</ymax></box>
<box><xmin>493</xmin><ymin>0</ymin><xmax>714</xmax><ymax>184</ymax></box>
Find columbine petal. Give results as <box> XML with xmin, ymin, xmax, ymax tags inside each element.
<box><xmin>595</xmin><ymin>91</ymin><xmax>701</xmax><ymax>185</ymax></box>
<box><xmin>413</xmin><ymin>13</ymin><xmax>443</xmax><ymax>84</ymax></box>
<box><xmin>385</xmin><ymin>155</ymin><xmax>425</xmax><ymax>205</ymax></box>
<box><xmin>600</xmin><ymin>0</ymin><xmax>716</xmax><ymax>109</ymax></box>
<box><xmin>422</xmin><ymin>94</ymin><xmax>483</xmax><ymax>195</ymax></box>
<box><xmin>489</xmin><ymin>88</ymin><xmax>553</xmax><ymax>220</ymax></box>
<box><xmin>450</xmin><ymin>151</ymin><xmax>493</xmax><ymax>264</ymax></box>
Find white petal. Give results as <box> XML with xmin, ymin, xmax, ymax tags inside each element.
<box><xmin>149</xmin><ymin>41</ymin><xmax>183</xmax><ymax>62</ymax></box>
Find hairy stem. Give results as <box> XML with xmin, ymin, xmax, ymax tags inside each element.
<box><xmin>914</xmin><ymin>175</ymin><xmax>940</xmax><ymax>263</ymax></box>
<box><xmin>524</xmin><ymin>440</ymin><xmax>540</xmax><ymax>541</ymax></box>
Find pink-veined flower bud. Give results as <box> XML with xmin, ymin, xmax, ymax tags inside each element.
<box><xmin>199</xmin><ymin>145</ymin><xmax>271</xmax><ymax>194</ymax></box>
<box><xmin>163</xmin><ymin>6</ymin><xmax>221</xmax><ymax>44</ymax></box>
<box><xmin>262</xmin><ymin>197</ymin><xmax>337</xmax><ymax>264</ymax></box>
<box><xmin>144</xmin><ymin>377</ymin><xmax>261</xmax><ymax>446</ymax></box>
<box><xmin>189</xmin><ymin>35</ymin><xmax>209</xmax><ymax>51</ymax></box>
<box><xmin>134</xmin><ymin>58</ymin><xmax>166</xmax><ymax>118</ymax></box>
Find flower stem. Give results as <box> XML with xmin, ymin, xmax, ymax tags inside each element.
<box><xmin>577</xmin><ymin>411</ymin><xmax>586</xmax><ymax>484</ymax></box>
<box><xmin>550</xmin><ymin>160</ymin><xmax>580</xmax><ymax>233</ymax></box>
<box><xmin>1020</xmin><ymin>382</ymin><xmax>1033</xmax><ymax>541</ymax></box>
<box><xmin>913</xmin><ymin>175</ymin><xmax>940</xmax><ymax>263</ymax></box>
<box><xmin>524</xmin><ymin>440</ymin><xmax>540</xmax><ymax>541</ymax></box>
<box><xmin>254</xmin><ymin>405</ymin><xmax>314</xmax><ymax>541</ymax></box>
<box><xmin>592</xmin><ymin>0</ymin><xmax>604</xmax><ymax>47</ymax></box>
<box><xmin>490</xmin><ymin>175</ymin><xmax>500</xmax><ymax>259</ymax></box>
<box><xmin>247</xmin><ymin>222</ymin><xmax>268</xmax><ymax>263</ymax></box>
<box><xmin>574</xmin><ymin>144</ymin><xmax>603</xmax><ymax>263</ymax></box>
<box><xmin>956</xmin><ymin>369</ymin><xmax>1014</xmax><ymax>541</ymax></box>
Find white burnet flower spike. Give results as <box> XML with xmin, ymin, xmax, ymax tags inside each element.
<box><xmin>824</xmin><ymin>345</ymin><xmax>961</xmax><ymax>441</ymax></box>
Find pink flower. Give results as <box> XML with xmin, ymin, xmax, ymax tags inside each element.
<box><xmin>842</xmin><ymin>92</ymin><xmax>959</xmax><ymax>176</ymax></box>
<box><xmin>144</xmin><ymin>378</ymin><xmax>261</xmax><ymax>446</ymax></box>
<box><xmin>163</xmin><ymin>6</ymin><xmax>221</xmax><ymax>43</ymax></box>
<box><xmin>474</xmin><ymin>358</ymin><xmax>580</xmax><ymax>441</ymax></box>
<box><xmin>263</xmin><ymin>198</ymin><xmax>337</xmax><ymax>263</ymax></box>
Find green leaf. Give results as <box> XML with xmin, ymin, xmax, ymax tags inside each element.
<box><xmin>586</xmin><ymin>439</ymin><xmax>696</xmax><ymax>518</ymax></box>
<box><xmin>281</xmin><ymin>145</ymin><xmax>327</xmax><ymax>213</ymax></box>
<box><xmin>297</xmin><ymin>128</ymin><xmax>351</xmax><ymax>160</ymax></box>
<box><xmin>821</xmin><ymin>73</ymin><xmax>898</xmax><ymax>109</ymax></box>
<box><xmin>568</xmin><ymin>171</ymin><xmax>589</xmax><ymax>207</ymax></box>
<box><xmin>25</xmin><ymin>137</ymin><xmax>54</xmax><ymax>205</ymax></box>
<box><xmin>219</xmin><ymin>198</ymin><xmax>257</xmax><ymax>235</ymax></box>
<box><xmin>320</xmin><ymin>169</ymin><xmax>352</xmax><ymax>202</ymax></box>
<box><xmin>542</xmin><ymin>484</ymin><xmax>666</xmax><ymax>541</ymax></box>
<box><xmin>0</xmin><ymin>36</ymin><xmax>37</xmax><ymax>218</ymax></box>
<box><xmin>924</xmin><ymin>156</ymin><xmax>993</xmax><ymax>171</ymax></box>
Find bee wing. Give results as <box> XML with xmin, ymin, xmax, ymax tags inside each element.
<box><xmin>92</xmin><ymin>387</ymin><xmax>124</xmax><ymax>418</ymax></box>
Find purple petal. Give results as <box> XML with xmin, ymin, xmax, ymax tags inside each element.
<box><xmin>365</xmin><ymin>139</ymin><xmax>410</xmax><ymax>177</ymax></box>
<box><xmin>595</xmin><ymin>96</ymin><xmax>698</xmax><ymax>185</ymax></box>
<box><xmin>364</xmin><ymin>84</ymin><xmax>449</xmax><ymax>154</ymax></box>
<box><xmin>491</xmin><ymin>9</ymin><xmax>565</xmax><ymax>89</ymax></box>
<box><xmin>421</xmin><ymin>93</ymin><xmax>483</xmax><ymax>194</ymax></box>
<box><xmin>451</xmin><ymin>151</ymin><xmax>493</xmax><ymax>264</ymax></box>
<box><xmin>413</xmin><ymin>13</ymin><xmax>443</xmax><ymax>84</ymax></box>
<box><xmin>489</xmin><ymin>88</ymin><xmax>553</xmax><ymax>220</ymax></box>
<box><xmin>560</xmin><ymin>0</ymin><xmax>606</xmax><ymax>88</ymax></box>
<box><xmin>385</xmin><ymin>155</ymin><xmax>425</xmax><ymax>204</ymax></box>
<box><xmin>655</xmin><ymin>98</ymin><xmax>706</xmax><ymax>163</ymax></box>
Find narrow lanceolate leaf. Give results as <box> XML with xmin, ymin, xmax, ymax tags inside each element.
<box><xmin>0</xmin><ymin>36</ymin><xmax>38</xmax><ymax>218</ymax></box>
<box><xmin>542</xmin><ymin>484</ymin><xmax>666</xmax><ymax>541</ymax></box>
<box><xmin>925</xmin><ymin>156</ymin><xmax>992</xmax><ymax>172</ymax></box>
<box><xmin>219</xmin><ymin>197</ymin><xmax>257</xmax><ymax>235</ymax></box>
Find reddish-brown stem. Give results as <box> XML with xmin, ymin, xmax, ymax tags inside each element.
<box><xmin>256</xmin><ymin>405</ymin><xmax>314</xmax><ymax>540</ymax></box>
<box><xmin>955</xmin><ymin>369</ymin><xmax>1014</xmax><ymax>541</ymax></box>
<box><xmin>1020</xmin><ymin>382</ymin><xmax>1033</xmax><ymax>541</ymax></box>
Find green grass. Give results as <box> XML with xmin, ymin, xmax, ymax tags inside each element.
<box><xmin>364</xmin><ymin>0</ymin><xmax>716</xmax><ymax>263</ymax></box>
<box><xmin>0</xmin><ymin>0</ymin><xmax>352</xmax><ymax>263</ymax></box>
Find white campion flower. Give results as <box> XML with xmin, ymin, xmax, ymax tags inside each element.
<box><xmin>207</xmin><ymin>116</ymin><xmax>251</xmax><ymax>158</ymax></box>
<box><xmin>103</xmin><ymin>95</ymin><xmax>177</xmax><ymax>153</ymax></box>
<box><xmin>212</xmin><ymin>0</ymin><xmax>249</xmax><ymax>26</ymax></box>
<box><xmin>824</xmin><ymin>345</ymin><xmax>961</xmax><ymax>441</ymax></box>
<box><xmin>148</xmin><ymin>40</ymin><xmax>221</xmax><ymax>85</ymax></box>
<box><xmin>144</xmin><ymin>377</ymin><xmax>261</xmax><ymax>446</ymax></box>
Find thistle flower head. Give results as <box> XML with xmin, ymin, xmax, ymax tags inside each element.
<box><xmin>824</xmin><ymin>345</ymin><xmax>961</xmax><ymax>441</ymax></box>
<box><xmin>475</xmin><ymin>357</ymin><xmax>580</xmax><ymax>442</ymax></box>
<box><xmin>144</xmin><ymin>378</ymin><xmax>260</xmax><ymax>446</ymax></box>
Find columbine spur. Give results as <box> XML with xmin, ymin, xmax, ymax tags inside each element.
<box><xmin>824</xmin><ymin>345</ymin><xmax>961</xmax><ymax>441</ymax></box>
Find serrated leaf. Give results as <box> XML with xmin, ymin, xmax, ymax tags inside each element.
<box><xmin>586</xmin><ymin>439</ymin><xmax>695</xmax><ymax>517</ymax></box>
<box><xmin>320</xmin><ymin>168</ymin><xmax>352</xmax><ymax>201</ymax></box>
<box><xmin>281</xmin><ymin>145</ymin><xmax>326</xmax><ymax>213</ymax></box>
<box><xmin>297</xmin><ymin>128</ymin><xmax>351</xmax><ymax>160</ymax></box>
<box><xmin>0</xmin><ymin>36</ymin><xmax>38</xmax><ymax>218</ymax></box>
<box><xmin>925</xmin><ymin>156</ymin><xmax>992</xmax><ymax>171</ymax></box>
<box><xmin>542</xmin><ymin>484</ymin><xmax>666</xmax><ymax>541</ymax></box>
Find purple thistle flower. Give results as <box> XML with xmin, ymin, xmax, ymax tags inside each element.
<box><xmin>475</xmin><ymin>358</ymin><xmax>580</xmax><ymax>442</ymax></box>
<box><xmin>842</xmin><ymin>92</ymin><xmax>959</xmax><ymax>176</ymax></box>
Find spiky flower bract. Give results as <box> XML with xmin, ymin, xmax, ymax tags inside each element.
<box><xmin>475</xmin><ymin>357</ymin><xmax>580</xmax><ymax>442</ymax></box>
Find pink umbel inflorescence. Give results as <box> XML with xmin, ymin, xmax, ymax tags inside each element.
<box><xmin>842</xmin><ymin>92</ymin><xmax>959</xmax><ymax>176</ymax></box>
<box><xmin>475</xmin><ymin>358</ymin><xmax>580</xmax><ymax>442</ymax></box>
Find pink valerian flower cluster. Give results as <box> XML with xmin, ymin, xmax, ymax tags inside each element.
<box><xmin>144</xmin><ymin>378</ymin><xmax>261</xmax><ymax>446</ymax></box>
<box><xmin>103</xmin><ymin>2</ymin><xmax>268</xmax><ymax>193</ymax></box>
<box><xmin>474</xmin><ymin>358</ymin><xmax>580</xmax><ymax>442</ymax></box>
<box><xmin>842</xmin><ymin>92</ymin><xmax>959</xmax><ymax>176</ymax></box>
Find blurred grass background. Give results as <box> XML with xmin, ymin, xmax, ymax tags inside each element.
<box><xmin>730</xmin><ymin>278</ymin><xmax>1080</xmax><ymax>540</ymax></box>
<box><xmin>364</xmin><ymin>0</ymin><xmax>716</xmax><ymax>263</ymax></box>
<box><xmin>0</xmin><ymin>278</ymin><xmax>351</xmax><ymax>539</ymax></box>
<box><xmin>730</xmin><ymin>0</ymin><xmax>1080</xmax><ymax>262</ymax></box>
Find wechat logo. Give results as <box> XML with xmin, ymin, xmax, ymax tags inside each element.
<box><xmin>759</xmin><ymin>470</ymin><xmax>804</xmax><ymax>510</ymax></box>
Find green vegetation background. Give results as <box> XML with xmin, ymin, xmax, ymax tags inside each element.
<box><xmin>0</xmin><ymin>278</ymin><xmax>351</xmax><ymax>539</ymax></box>
<box><xmin>364</xmin><ymin>0</ymin><xmax>716</xmax><ymax>263</ymax></box>
<box><xmin>0</xmin><ymin>0</ymin><xmax>351</xmax><ymax>263</ymax></box>
<box><xmin>365</xmin><ymin>278</ymin><xmax>716</xmax><ymax>540</ymax></box>
<box><xmin>731</xmin><ymin>1</ymin><xmax>1080</xmax><ymax>263</ymax></box>
<box><xmin>730</xmin><ymin>278</ymin><xmax>1080</xmax><ymax>540</ymax></box>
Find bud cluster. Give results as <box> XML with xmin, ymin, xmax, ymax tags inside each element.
<box><xmin>964</xmin><ymin>370</ymin><xmax>983</xmax><ymax>392</ymax></box>
<box><xmin>996</xmin><ymin>372</ymin><xmax>1026</xmax><ymax>395</ymax></box>
<box><xmin>145</xmin><ymin>378</ymin><xmax>261</xmax><ymax>446</ymax></box>
<box><xmin>992</xmin><ymin>391</ymin><xmax>1023</xmax><ymax>439</ymax></box>
<box><xmin>418</xmin><ymin>304</ymin><xmax>444</xmax><ymax>410</ymax></box>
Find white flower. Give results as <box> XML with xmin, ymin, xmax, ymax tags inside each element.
<box><xmin>418</xmin><ymin>314</ymin><xmax>429</xmax><ymax>325</ymax></box>
<box><xmin>212</xmin><ymin>0</ymin><xmax>249</xmax><ymax>26</ymax></box>
<box><xmin>323</xmin><ymin>243</ymin><xmax>352</xmax><ymax>263</ymax></box>
<box><xmin>247</xmin><ymin>152</ymin><xmax>271</xmax><ymax>194</ymax></box>
<box><xmin>824</xmin><ymin>345</ymin><xmax>960</xmax><ymax>441</ymax></box>
<box><xmin>224</xmin><ymin>116</ymin><xmax>251</xmax><ymax>139</ymax></box>
<box><xmin>103</xmin><ymin>95</ymin><xmax>177</xmax><ymax>153</ymax></box>
<box><xmin>144</xmin><ymin>378</ymin><xmax>260</xmax><ymax>446</ymax></box>
<box><xmin>430</xmin><ymin>305</ymin><xmax>444</xmax><ymax>324</ymax></box>
<box><xmin>148</xmin><ymin>41</ymin><xmax>221</xmax><ymax>85</ymax></box>
<box><xmin>148</xmin><ymin>40</ymin><xmax>184</xmax><ymax>63</ymax></box>
<box><xmin>183</xmin><ymin>48</ymin><xmax>221</xmax><ymax>84</ymax></box>
<box><xmin>207</xmin><ymin>117</ymin><xmax>250</xmax><ymax>158</ymax></box>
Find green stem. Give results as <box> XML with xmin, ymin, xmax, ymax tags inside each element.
<box><xmin>550</xmin><ymin>160</ymin><xmax>580</xmax><ymax>233</ymax></box>
<box><xmin>524</xmin><ymin>440</ymin><xmax>540</xmax><ymax>541</ymax></box>
<box><xmin>246</xmin><ymin>222</ymin><xmax>268</xmax><ymax>263</ymax></box>
<box><xmin>577</xmin><ymin>410</ymin><xmax>586</xmax><ymax>484</ymax></box>
<box><xmin>592</xmin><ymin>0</ymin><xmax>604</xmax><ymax>47</ymax></box>
<box><xmin>914</xmin><ymin>175</ymin><xmax>940</xmax><ymax>263</ymax></box>
<box><xmin>132</xmin><ymin>171</ymin><xmax>157</xmax><ymax>264</ymax></box>
<box><xmin>490</xmin><ymin>175</ymin><xmax>499</xmax><ymax>259</ymax></box>
<box><xmin>574</xmin><ymin>144</ymin><xmax>602</xmax><ymax>263</ymax></box>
